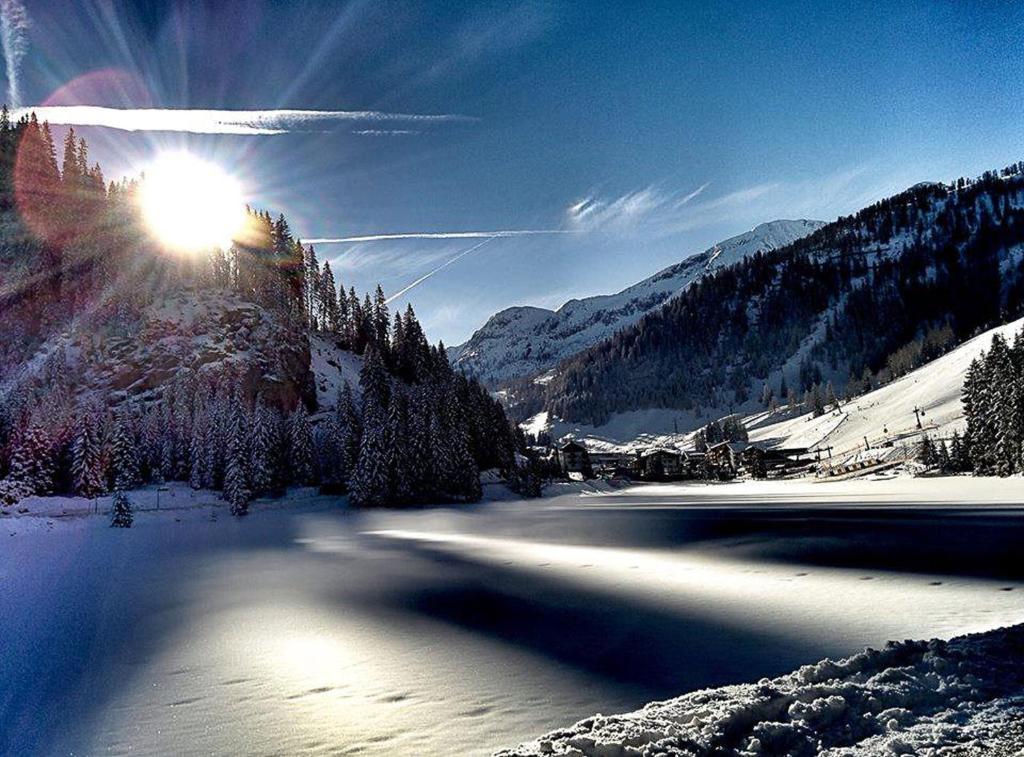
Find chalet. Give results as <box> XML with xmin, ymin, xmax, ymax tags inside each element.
<box><xmin>556</xmin><ymin>439</ymin><xmax>592</xmax><ymax>476</ymax></box>
<box><xmin>681</xmin><ymin>450</ymin><xmax>707</xmax><ymax>477</ymax></box>
<box><xmin>639</xmin><ymin>447</ymin><xmax>684</xmax><ymax>479</ymax></box>
<box><xmin>740</xmin><ymin>445</ymin><xmax>768</xmax><ymax>478</ymax></box>
<box><xmin>705</xmin><ymin>441</ymin><xmax>745</xmax><ymax>477</ymax></box>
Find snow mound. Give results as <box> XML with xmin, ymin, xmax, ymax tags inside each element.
<box><xmin>498</xmin><ymin>624</ymin><xmax>1024</xmax><ymax>756</ymax></box>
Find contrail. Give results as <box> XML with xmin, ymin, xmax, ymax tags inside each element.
<box><xmin>308</xmin><ymin>229</ymin><xmax>570</xmax><ymax>244</ymax></box>
<box><xmin>0</xmin><ymin>0</ymin><xmax>29</xmax><ymax>108</ymax></box>
<box><xmin>14</xmin><ymin>105</ymin><xmax>472</xmax><ymax>136</ymax></box>
<box><xmin>384</xmin><ymin>236</ymin><xmax>497</xmax><ymax>304</ymax></box>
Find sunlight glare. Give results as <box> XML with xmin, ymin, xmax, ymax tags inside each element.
<box><xmin>138</xmin><ymin>151</ymin><xmax>247</xmax><ymax>253</ymax></box>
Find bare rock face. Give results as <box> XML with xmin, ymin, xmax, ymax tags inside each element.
<box><xmin>70</xmin><ymin>290</ymin><xmax>315</xmax><ymax>411</ymax></box>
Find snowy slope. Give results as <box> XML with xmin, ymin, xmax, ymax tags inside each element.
<box><xmin>745</xmin><ymin>316</ymin><xmax>1024</xmax><ymax>458</ymax></box>
<box><xmin>450</xmin><ymin>220</ymin><xmax>826</xmax><ymax>385</ymax></box>
<box><xmin>310</xmin><ymin>334</ymin><xmax>363</xmax><ymax>411</ymax></box>
<box><xmin>525</xmin><ymin>316</ymin><xmax>1024</xmax><ymax>460</ymax></box>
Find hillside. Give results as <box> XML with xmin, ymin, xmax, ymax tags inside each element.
<box><xmin>510</xmin><ymin>164</ymin><xmax>1024</xmax><ymax>432</ymax></box>
<box><xmin>0</xmin><ymin>116</ymin><xmax>522</xmax><ymax>513</ymax></box>
<box><xmin>449</xmin><ymin>220</ymin><xmax>824</xmax><ymax>385</ymax></box>
<box><xmin>743</xmin><ymin>316</ymin><xmax>1024</xmax><ymax>456</ymax></box>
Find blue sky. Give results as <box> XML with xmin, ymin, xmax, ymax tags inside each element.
<box><xmin>6</xmin><ymin>1</ymin><xmax>1024</xmax><ymax>343</ymax></box>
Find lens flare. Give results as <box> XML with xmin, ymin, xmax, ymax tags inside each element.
<box><xmin>138</xmin><ymin>151</ymin><xmax>246</xmax><ymax>253</ymax></box>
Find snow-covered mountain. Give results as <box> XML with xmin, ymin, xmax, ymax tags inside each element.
<box><xmin>449</xmin><ymin>220</ymin><xmax>826</xmax><ymax>385</ymax></box>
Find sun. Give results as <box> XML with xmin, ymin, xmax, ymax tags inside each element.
<box><xmin>138</xmin><ymin>151</ymin><xmax>247</xmax><ymax>253</ymax></box>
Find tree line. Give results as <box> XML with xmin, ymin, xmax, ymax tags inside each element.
<box><xmin>955</xmin><ymin>324</ymin><xmax>1024</xmax><ymax>476</ymax></box>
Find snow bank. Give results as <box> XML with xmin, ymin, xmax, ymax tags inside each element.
<box><xmin>498</xmin><ymin>624</ymin><xmax>1024</xmax><ymax>756</ymax></box>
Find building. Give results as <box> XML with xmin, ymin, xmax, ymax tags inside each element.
<box><xmin>556</xmin><ymin>439</ymin><xmax>592</xmax><ymax>476</ymax></box>
<box><xmin>705</xmin><ymin>441</ymin><xmax>744</xmax><ymax>478</ymax></box>
<box><xmin>639</xmin><ymin>447</ymin><xmax>684</xmax><ymax>479</ymax></box>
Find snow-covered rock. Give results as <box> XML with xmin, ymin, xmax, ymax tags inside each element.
<box><xmin>498</xmin><ymin>624</ymin><xmax>1024</xmax><ymax>756</ymax></box>
<box><xmin>1</xmin><ymin>289</ymin><xmax>315</xmax><ymax>410</ymax></box>
<box><xmin>310</xmin><ymin>334</ymin><xmax>363</xmax><ymax>411</ymax></box>
<box><xmin>449</xmin><ymin>220</ymin><xmax>826</xmax><ymax>385</ymax></box>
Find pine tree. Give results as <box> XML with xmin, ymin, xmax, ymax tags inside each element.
<box><xmin>320</xmin><ymin>261</ymin><xmax>340</xmax><ymax>333</ymax></box>
<box><xmin>337</xmin><ymin>381</ymin><xmax>362</xmax><ymax>487</ymax></box>
<box><xmin>224</xmin><ymin>405</ymin><xmax>251</xmax><ymax>516</ymax></box>
<box><xmin>189</xmin><ymin>386</ymin><xmax>211</xmax><ymax>489</ymax></box>
<box><xmin>350</xmin><ymin>349</ymin><xmax>393</xmax><ymax>506</ymax></box>
<box><xmin>304</xmin><ymin>244</ymin><xmax>320</xmax><ymax>329</ymax></box>
<box><xmin>949</xmin><ymin>429</ymin><xmax>967</xmax><ymax>472</ymax></box>
<box><xmin>249</xmin><ymin>398</ymin><xmax>277</xmax><ymax>497</ymax></box>
<box><xmin>288</xmin><ymin>405</ymin><xmax>314</xmax><ymax>486</ymax></box>
<box><xmin>373</xmin><ymin>285</ymin><xmax>390</xmax><ymax>359</ymax></box>
<box><xmin>110</xmin><ymin>489</ymin><xmax>133</xmax><ymax>528</ymax></box>
<box><xmin>111</xmin><ymin>412</ymin><xmax>140</xmax><ymax>491</ymax></box>
<box><xmin>919</xmin><ymin>434</ymin><xmax>935</xmax><ymax>467</ymax></box>
<box><xmin>71</xmin><ymin>414</ymin><xmax>105</xmax><ymax>498</ymax></box>
<box><xmin>9</xmin><ymin>420</ymin><xmax>55</xmax><ymax>496</ymax></box>
<box><xmin>936</xmin><ymin>437</ymin><xmax>951</xmax><ymax>472</ymax></box>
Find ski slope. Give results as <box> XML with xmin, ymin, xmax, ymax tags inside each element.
<box><xmin>748</xmin><ymin>316</ymin><xmax>1024</xmax><ymax>457</ymax></box>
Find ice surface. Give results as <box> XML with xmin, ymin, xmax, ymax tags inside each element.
<box><xmin>2</xmin><ymin>480</ymin><xmax>1022</xmax><ymax>755</ymax></box>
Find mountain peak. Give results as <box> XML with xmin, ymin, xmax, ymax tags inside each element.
<box><xmin>449</xmin><ymin>218</ymin><xmax>826</xmax><ymax>384</ymax></box>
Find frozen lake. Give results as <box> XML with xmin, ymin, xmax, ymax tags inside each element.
<box><xmin>2</xmin><ymin>480</ymin><xmax>1023</xmax><ymax>756</ymax></box>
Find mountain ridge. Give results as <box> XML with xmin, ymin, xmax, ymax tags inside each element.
<box><xmin>449</xmin><ymin>219</ymin><xmax>826</xmax><ymax>385</ymax></box>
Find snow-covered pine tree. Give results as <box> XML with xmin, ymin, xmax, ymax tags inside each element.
<box><xmin>949</xmin><ymin>429</ymin><xmax>967</xmax><ymax>472</ymax></box>
<box><xmin>405</xmin><ymin>385</ymin><xmax>436</xmax><ymax>501</ymax></box>
<box><xmin>387</xmin><ymin>388</ymin><xmax>413</xmax><ymax>505</ymax></box>
<box><xmin>249</xmin><ymin>397</ymin><xmax>277</xmax><ymax>497</ymax></box>
<box><xmin>350</xmin><ymin>348</ymin><xmax>393</xmax><ymax>506</ymax></box>
<box><xmin>919</xmin><ymin>434</ymin><xmax>935</xmax><ymax>467</ymax></box>
<box><xmin>336</xmin><ymin>284</ymin><xmax>351</xmax><ymax>347</ymax></box>
<box><xmin>9</xmin><ymin>419</ymin><xmax>56</xmax><ymax>496</ymax></box>
<box><xmin>110</xmin><ymin>488</ymin><xmax>133</xmax><ymax>528</ymax></box>
<box><xmin>224</xmin><ymin>400</ymin><xmax>251</xmax><ymax>516</ymax></box>
<box><xmin>111</xmin><ymin>412</ymin><xmax>140</xmax><ymax>491</ymax></box>
<box><xmin>337</xmin><ymin>381</ymin><xmax>362</xmax><ymax>488</ymax></box>
<box><xmin>320</xmin><ymin>261</ymin><xmax>340</xmax><ymax>334</ymax></box>
<box><xmin>936</xmin><ymin>437</ymin><xmax>951</xmax><ymax>472</ymax></box>
<box><xmin>71</xmin><ymin>411</ymin><xmax>106</xmax><ymax>498</ymax></box>
<box><xmin>140</xmin><ymin>405</ymin><xmax>164</xmax><ymax>483</ymax></box>
<box><xmin>373</xmin><ymin>285</ymin><xmax>390</xmax><ymax>360</ymax></box>
<box><xmin>990</xmin><ymin>334</ymin><xmax>1018</xmax><ymax>476</ymax></box>
<box><xmin>189</xmin><ymin>385</ymin><xmax>211</xmax><ymax>489</ymax></box>
<box><xmin>288</xmin><ymin>405</ymin><xmax>314</xmax><ymax>486</ymax></box>
<box><xmin>158</xmin><ymin>403</ymin><xmax>176</xmax><ymax>482</ymax></box>
<box><xmin>304</xmin><ymin>245</ymin><xmax>321</xmax><ymax>330</ymax></box>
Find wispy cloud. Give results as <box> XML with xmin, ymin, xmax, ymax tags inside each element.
<box><xmin>567</xmin><ymin>184</ymin><xmax>708</xmax><ymax>232</ymax></box>
<box><xmin>565</xmin><ymin>166</ymin><xmax>909</xmax><ymax>240</ymax></box>
<box><xmin>308</xmin><ymin>229</ymin><xmax>571</xmax><ymax>244</ymax></box>
<box><xmin>0</xmin><ymin>0</ymin><xmax>29</xmax><ymax>108</ymax></box>
<box><xmin>13</xmin><ymin>105</ymin><xmax>473</xmax><ymax>136</ymax></box>
<box><xmin>352</xmin><ymin>129</ymin><xmax>420</xmax><ymax>136</ymax></box>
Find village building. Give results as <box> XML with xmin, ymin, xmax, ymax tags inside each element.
<box><xmin>556</xmin><ymin>439</ymin><xmax>593</xmax><ymax>477</ymax></box>
<box><xmin>639</xmin><ymin>447</ymin><xmax>684</xmax><ymax>479</ymax></box>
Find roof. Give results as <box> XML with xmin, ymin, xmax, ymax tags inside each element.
<box><xmin>557</xmin><ymin>439</ymin><xmax>588</xmax><ymax>452</ymax></box>
<box><xmin>639</xmin><ymin>446</ymin><xmax>683</xmax><ymax>458</ymax></box>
